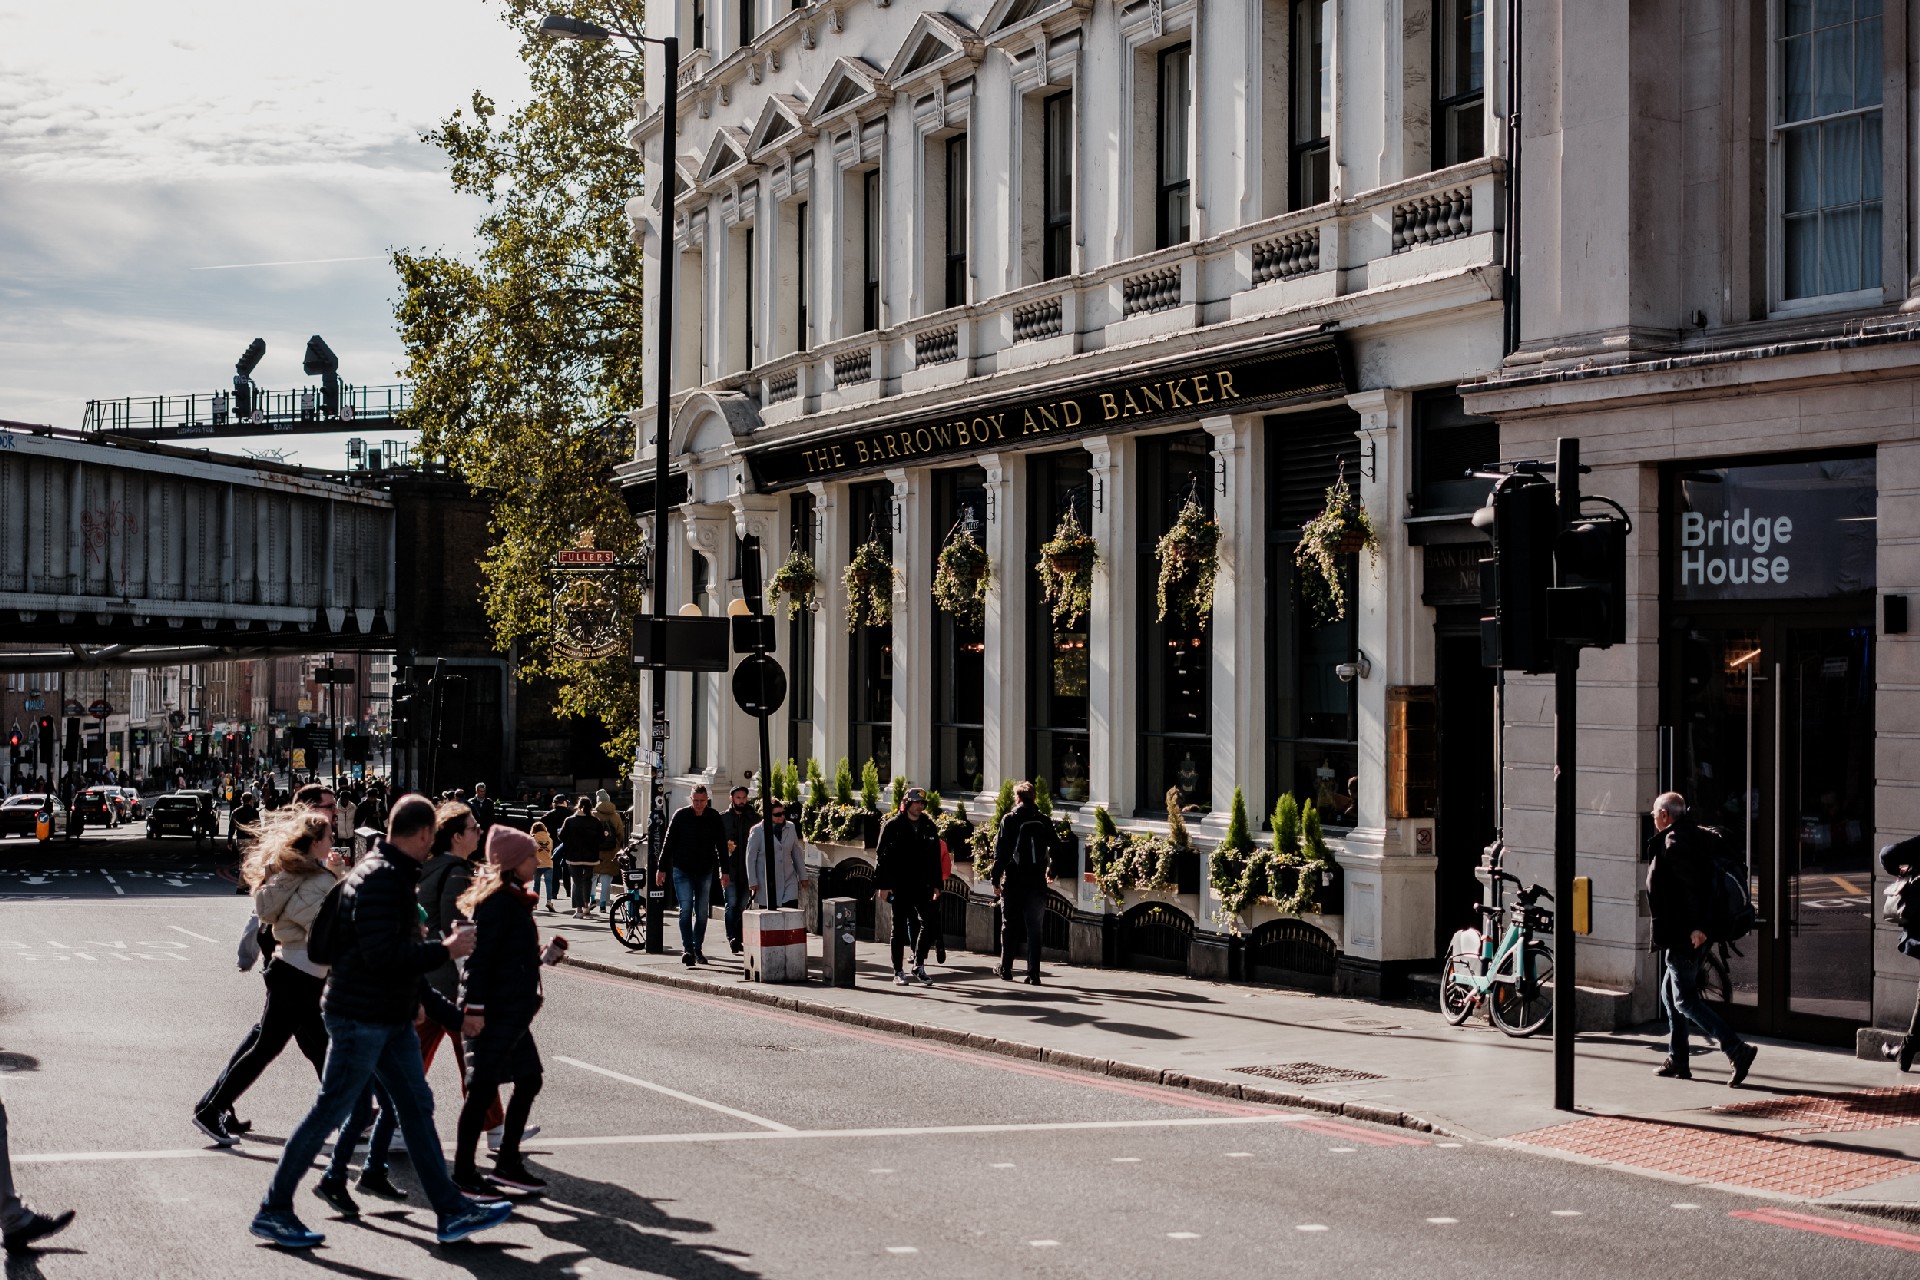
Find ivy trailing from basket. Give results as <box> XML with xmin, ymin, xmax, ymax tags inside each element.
<box><xmin>1036</xmin><ymin>506</ymin><xmax>1099</xmax><ymax>627</ymax></box>
<box><xmin>769</xmin><ymin>547</ymin><xmax>818</xmax><ymax>619</ymax></box>
<box><xmin>931</xmin><ymin>525</ymin><xmax>991</xmax><ymax>626</ymax></box>
<box><xmin>1295</xmin><ymin>462</ymin><xmax>1379</xmax><ymax>625</ymax></box>
<box><xmin>1155</xmin><ymin>497</ymin><xmax>1222</xmax><ymax>625</ymax></box>
<box><xmin>843</xmin><ymin>539</ymin><xmax>894</xmax><ymax>631</ymax></box>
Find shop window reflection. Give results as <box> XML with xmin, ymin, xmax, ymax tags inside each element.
<box><xmin>1030</xmin><ymin>451</ymin><xmax>1092</xmax><ymax>799</ymax></box>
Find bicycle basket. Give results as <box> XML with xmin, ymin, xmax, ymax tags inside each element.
<box><xmin>1524</xmin><ymin>906</ymin><xmax>1554</xmax><ymax>932</ymax></box>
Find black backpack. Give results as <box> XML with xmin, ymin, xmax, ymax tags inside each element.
<box><xmin>1694</xmin><ymin>825</ymin><xmax>1755</xmax><ymax>944</ymax></box>
<box><xmin>305</xmin><ymin>878</ymin><xmax>351</xmax><ymax>965</ymax></box>
<box><xmin>1010</xmin><ymin>818</ymin><xmax>1052</xmax><ymax>873</ymax></box>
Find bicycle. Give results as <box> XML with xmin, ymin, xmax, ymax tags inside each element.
<box><xmin>1439</xmin><ymin>867</ymin><xmax>1556</xmax><ymax>1037</ymax></box>
<box><xmin>608</xmin><ymin>840</ymin><xmax>649</xmax><ymax>951</ymax></box>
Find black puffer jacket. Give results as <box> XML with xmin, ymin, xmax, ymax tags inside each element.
<box><xmin>875</xmin><ymin>811</ymin><xmax>942</xmax><ymax>899</ymax></box>
<box><xmin>1645</xmin><ymin>821</ymin><xmax>1717</xmax><ymax>951</ymax></box>
<box><xmin>461</xmin><ymin>881</ymin><xmax>543</xmax><ymax>1026</ymax></box>
<box><xmin>992</xmin><ymin>802</ymin><xmax>1058</xmax><ymax>893</ymax></box>
<box><xmin>322</xmin><ymin>840</ymin><xmax>450</xmax><ymax>1025</ymax></box>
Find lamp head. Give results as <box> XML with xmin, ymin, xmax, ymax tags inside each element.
<box><xmin>539</xmin><ymin>13</ymin><xmax>611</xmax><ymax>41</ymax></box>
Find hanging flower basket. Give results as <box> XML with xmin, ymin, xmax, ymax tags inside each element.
<box><xmin>1295</xmin><ymin>462</ymin><xmax>1378</xmax><ymax>625</ymax></box>
<box><xmin>1155</xmin><ymin>497</ymin><xmax>1221</xmax><ymax>626</ymax></box>
<box><xmin>1036</xmin><ymin>507</ymin><xmax>1099</xmax><ymax>628</ymax></box>
<box><xmin>844</xmin><ymin>540</ymin><xmax>894</xmax><ymax>631</ymax></box>
<box><xmin>769</xmin><ymin>548</ymin><xmax>818</xmax><ymax>620</ymax></box>
<box><xmin>932</xmin><ymin>526</ymin><xmax>991</xmax><ymax>627</ymax></box>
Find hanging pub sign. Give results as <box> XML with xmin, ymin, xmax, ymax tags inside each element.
<box><xmin>742</xmin><ymin>332</ymin><xmax>1350</xmax><ymax>489</ymax></box>
<box><xmin>1671</xmin><ymin>456</ymin><xmax>1876</xmax><ymax>601</ymax></box>
<box><xmin>547</xmin><ymin>530</ymin><xmax>647</xmax><ymax>660</ymax></box>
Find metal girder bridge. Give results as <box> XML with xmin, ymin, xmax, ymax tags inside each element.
<box><xmin>0</xmin><ymin>424</ymin><xmax>397</xmax><ymax>657</ymax></box>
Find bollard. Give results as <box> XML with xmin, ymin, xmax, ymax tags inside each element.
<box><xmin>743</xmin><ymin>907</ymin><xmax>806</xmax><ymax>982</ymax></box>
<box><xmin>822</xmin><ymin>896</ymin><xmax>857</xmax><ymax>987</ymax></box>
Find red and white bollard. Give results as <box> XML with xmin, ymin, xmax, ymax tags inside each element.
<box><xmin>743</xmin><ymin>908</ymin><xmax>806</xmax><ymax>982</ymax></box>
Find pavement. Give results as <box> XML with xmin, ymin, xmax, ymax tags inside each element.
<box><xmin>543</xmin><ymin>896</ymin><xmax>1920</xmax><ymax>1219</ymax></box>
<box><xmin>5</xmin><ymin>854</ymin><xmax>1920</xmax><ymax>1276</ymax></box>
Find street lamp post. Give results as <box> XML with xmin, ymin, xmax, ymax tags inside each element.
<box><xmin>541</xmin><ymin>13</ymin><xmax>678</xmax><ymax>953</ymax></box>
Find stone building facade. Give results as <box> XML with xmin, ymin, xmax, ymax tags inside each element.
<box><xmin>624</xmin><ymin>0</ymin><xmax>1514</xmax><ymax>991</ymax></box>
<box><xmin>1465</xmin><ymin>0</ymin><xmax>1914</xmax><ymax>1049</ymax></box>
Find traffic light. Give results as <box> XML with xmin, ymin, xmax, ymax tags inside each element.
<box><xmin>391</xmin><ymin>678</ymin><xmax>418</xmax><ymax>741</ymax></box>
<box><xmin>1550</xmin><ymin>516</ymin><xmax>1629</xmax><ymax>648</ymax></box>
<box><xmin>1478</xmin><ymin>472</ymin><xmax>1557</xmax><ymax>674</ymax></box>
<box><xmin>64</xmin><ymin>717</ymin><xmax>79</xmax><ymax>762</ymax></box>
<box><xmin>438</xmin><ymin>674</ymin><xmax>468</xmax><ymax>751</ymax></box>
<box><xmin>6</xmin><ymin>727</ymin><xmax>19</xmax><ymax>750</ymax></box>
<box><xmin>38</xmin><ymin>716</ymin><xmax>53</xmax><ymax>762</ymax></box>
<box><xmin>342</xmin><ymin>730</ymin><xmax>369</xmax><ymax>763</ymax></box>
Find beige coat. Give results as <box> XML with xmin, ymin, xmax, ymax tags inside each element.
<box><xmin>253</xmin><ymin>862</ymin><xmax>339</xmax><ymax>950</ymax></box>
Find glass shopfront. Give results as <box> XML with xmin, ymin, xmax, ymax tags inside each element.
<box><xmin>1267</xmin><ymin>410</ymin><xmax>1362</xmax><ymax>826</ymax></box>
<box><xmin>931</xmin><ymin>467</ymin><xmax>988</xmax><ymax>794</ymax></box>
<box><xmin>1139</xmin><ymin>433</ymin><xmax>1216</xmax><ymax>814</ymax></box>
<box><xmin>1029</xmin><ymin>450</ymin><xmax>1093</xmax><ymax>801</ymax></box>
<box><xmin>847</xmin><ymin>481</ymin><xmax>894</xmax><ymax>777</ymax></box>
<box><xmin>1663</xmin><ymin>453</ymin><xmax>1877</xmax><ymax>1043</ymax></box>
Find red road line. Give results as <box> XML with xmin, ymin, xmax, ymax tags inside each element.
<box><xmin>1289</xmin><ymin>1116</ymin><xmax>1431</xmax><ymax>1147</ymax></box>
<box><xmin>1731</xmin><ymin>1208</ymin><xmax>1920</xmax><ymax>1254</ymax></box>
<box><xmin>555</xmin><ymin>965</ymin><xmax>1267</xmax><ymax>1117</ymax></box>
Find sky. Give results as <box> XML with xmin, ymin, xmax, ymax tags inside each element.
<box><xmin>0</xmin><ymin>0</ymin><xmax>534</xmax><ymax>465</ymax></box>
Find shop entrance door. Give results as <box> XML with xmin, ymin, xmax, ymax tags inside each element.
<box><xmin>1670</xmin><ymin>615</ymin><xmax>1875</xmax><ymax>1044</ymax></box>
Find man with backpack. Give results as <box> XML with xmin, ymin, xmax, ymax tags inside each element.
<box><xmin>992</xmin><ymin>781</ymin><xmax>1058</xmax><ymax>985</ymax></box>
<box><xmin>249</xmin><ymin>794</ymin><xmax>512</xmax><ymax>1251</ymax></box>
<box><xmin>875</xmin><ymin>788</ymin><xmax>943</xmax><ymax>986</ymax></box>
<box><xmin>1646</xmin><ymin>791</ymin><xmax>1758</xmax><ymax>1086</ymax></box>
<box><xmin>1879</xmin><ymin>833</ymin><xmax>1920</xmax><ymax>1072</ymax></box>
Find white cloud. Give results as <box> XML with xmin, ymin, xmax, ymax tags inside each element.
<box><xmin>0</xmin><ymin>0</ymin><xmax>538</xmax><ymax>464</ymax></box>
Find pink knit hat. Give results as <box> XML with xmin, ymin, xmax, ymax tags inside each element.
<box><xmin>485</xmin><ymin>825</ymin><xmax>540</xmax><ymax>878</ymax></box>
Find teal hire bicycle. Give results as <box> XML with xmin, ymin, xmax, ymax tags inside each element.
<box><xmin>1439</xmin><ymin>866</ymin><xmax>1555</xmax><ymax>1037</ymax></box>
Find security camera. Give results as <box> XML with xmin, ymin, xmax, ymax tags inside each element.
<box><xmin>1334</xmin><ymin>650</ymin><xmax>1373</xmax><ymax>683</ymax></box>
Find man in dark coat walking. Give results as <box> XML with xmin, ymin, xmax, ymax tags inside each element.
<box><xmin>876</xmin><ymin>789</ymin><xmax>943</xmax><ymax>986</ymax></box>
<box><xmin>1646</xmin><ymin>791</ymin><xmax>1757</xmax><ymax>1086</ymax></box>
<box><xmin>719</xmin><ymin>786</ymin><xmax>758</xmax><ymax>956</ymax></box>
<box><xmin>656</xmin><ymin>785</ymin><xmax>728</xmax><ymax>965</ymax></box>
<box><xmin>992</xmin><ymin>781</ymin><xmax>1058</xmax><ymax>984</ymax></box>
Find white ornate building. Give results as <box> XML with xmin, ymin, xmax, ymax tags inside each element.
<box><xmin>623</xmin><ymin>0</ymin><xmax>1512</xmax><ymax>992</ymax></box>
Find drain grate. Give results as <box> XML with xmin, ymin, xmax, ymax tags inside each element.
<box><xmin>1232</xmin><ymin>1062</ymin><xmax>1387</xmax><ymax>1086</ymax></box>
<box><xmin>1712</xmin><ymin>1087</ymin><xmax>1920</xmax><ymax>1135</ymax></box>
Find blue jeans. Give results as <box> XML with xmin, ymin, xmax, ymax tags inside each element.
<box><xmin>671</xmin><ymin>867</ymin><xmax>713</xmax><ymax>956</ymax></box>
<box><xmin>326</xmin><ymin>1076</ymin><xmax>397</xmax><ymax>1181</ymax></box>
<box><xmin>262</xmin><ymin>1015</ymin><xmax>464</xmax><ymax>1219</ymax></box>
<box><xmin>1662</xmin><ymin>944</ymin><xmax>1748</xmax><ymax>1064</ymax></box>
<box><xmin>533</xmin><ymin>866</ymin><xmax>557</xmax><ymax>905</ymax></box>
<box><xmin>593</xmin><ymin>873</ymin><xmax>613</xmax><ymax>908</ymax></box>
<box><xmin>723</xmin><ymin>875</ymin><xmax>746</xmax><ymax>947</ymax></box>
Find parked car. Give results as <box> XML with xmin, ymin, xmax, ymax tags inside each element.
<box><xmin>146</xmin><ymin>794</ymin><xmax>210</xmax><ymax>842</ymax></box>
<box><xmin>109</xmin><ymin>786</ymin><xmax>142</xmax><ymax>819</ymax></box>
<box><xmin>0</xmin><ymin>793</ymin><xmax>65</xmax><ymax>838</ymax></box>
<box><xmin>72</xmin><ymin>787</ymin><xmax>123</xmax><ymax>828</ymax></box>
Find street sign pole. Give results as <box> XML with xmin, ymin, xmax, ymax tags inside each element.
<box><xmin>1553</xmin><ymin>437</ymin><xmax>1580</xmax><ymax>1113</ymax></box>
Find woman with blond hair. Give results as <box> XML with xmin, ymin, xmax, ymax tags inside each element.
<box><xmin>192</xmin><ymin>810</ymin><xmax>343</xmax><ymax>1145</ymax></box>
<box><xmin>451</xmin><ymin>826</ymin><xmax>551</xmax><ymax>1195</ymax></box>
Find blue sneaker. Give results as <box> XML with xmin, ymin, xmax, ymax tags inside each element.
<box><xmin>435</xmin><ymin>1197</ymin><xmax>513</xmax><ymax>1244</ymax></box>
<box><xmin>249</xmin><ymin>1209</ymin><xmax>324</xmax><ymax>1250</ymax></box>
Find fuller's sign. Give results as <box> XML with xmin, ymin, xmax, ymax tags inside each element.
<box><xmin>743</xmin><ymin>334</ymin><xmax>1349</xmax><ymax>489</ymax></box>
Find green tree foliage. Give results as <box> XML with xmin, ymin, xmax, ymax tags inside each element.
<box><xmin>1032</xmin><ymin>776</ymin><xmax>1053</xmax><ymax>817</ymax></box>
<box><xmin>833</xmin><ymin>758</ymin><xmax>854</xmax><ymax>806</ymax></box>
<box><xmin>1222</xmin><ymin>787</ymin><xmax>1253</xmax><ymax>854</ymax></box>
<box><xmin>392</xmin><ymin>1</ymin><xmax>649</xmax><ymax>762</ymax></box>
<box><xmin>860</xmin><ymin>760</ymin><xmax>882</xmax><ymax>812</ymax></box>
<box><xmin>1272</xmin><ymin>793</ymin><xmax>1302</xmax><ymax>855</ymax></box>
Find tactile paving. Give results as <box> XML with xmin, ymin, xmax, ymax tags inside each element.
<box><xmin>1513</xmin><ymin>1115</ymin><xmax>1915</xmax><ymax>1198</ymax></box>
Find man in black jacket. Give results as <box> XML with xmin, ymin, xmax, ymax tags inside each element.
<box><xmin>876</xmin><ymin>789</ymin><xmax>943</xmax><ymax>986</ymax></box>
<box><xmin>1881</xmin><ymin>834</ymin><xmax>1920</xmax><ymax>1072</ymax></box>
<box><xmin>251</xmin><ymin>794</ymin><xmax>512</xmax><ymax>1251</ymax></box>
<box><xmin>1646</xmin><ymin>791</ymin><xmax>1757</xmax><ymax>1086</ymax></box>
<box><xmin>719</xmin><ymin>786</ymin><xmax>757</xmax><ymax>955</ymax></box>
<box><xmin>993</xmin><ymin>782</ymin><xmax>1058</xmax><ymax>985</ymax></box>
<box><xmin>656</xmin><ymin>785</ymin><xmax>727</xmax><ymax>965</ymax></box>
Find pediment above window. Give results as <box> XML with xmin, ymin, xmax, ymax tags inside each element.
<box><xmin>696</xmin><ymin>127</ymin><xmax>753</xmax><ymax>186</ymax></box>
<box><xmin>885</xmin><ymin>12</ymin><xmax>982</xmax><ymax>86</ymax></box>
<box><xmin>746</xmin><ymin>94</ymin><xmax>813</xmax><ymax>158</ymax></box>
<box><xmin>807</xmin><ymin>56</ymin><xmax>891</xmax><ymax>129</ymax></box>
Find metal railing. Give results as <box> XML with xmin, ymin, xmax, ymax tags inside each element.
<box><xmin>82</xmin><ymin>384</ymin><xmax>413</xmax><ymax>438</ymax></box>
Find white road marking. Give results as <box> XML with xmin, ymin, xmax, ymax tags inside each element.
<box><xmin>1436</xmin><ymin>1142</ymin><xmax>1464</xmax><ymax>1148</ymax></box>
<box><xmin>167</xmin><ymin>926</ymin><xmax>220</xmax><ymax>944</ymax></box>
<box><xmin>553</xmin><ymin>1056</ymin><xmax>796</xmax><ymax>1132</ymax></box>
<box><xmin>884</xmin><ymin>1246</ymin><xmax>918</xmax><ymax>1254</ymax></box>
<box><xmin>1328</xmin><ymin>1146</ymin><xmax>1356</xmax><ymax>1153</ymax></box>
<box><xmin>101</xmin><ymin>872</ymin><xmax>124</xmax><ymax>896</ymax></box>
<box><xmin>1111</xmin><ymin>1156</ymin><xmax>1142</xmax><ymax>1163</ymax></box>
<box><xmin>1551</xmin><ymin>1210</ymin><xmax>1583</xmax><ymax>1217</ymax></box>
<box><xmin>1224</xmin><ymin>1152</ymin><xmax>1254</xmax><ymax>1158</ymax></box>
<box><xmin>1296</xmin><ymin>1224</ymin><xmax>1329</xmax><ymax>1233</ymax></box>
<box><xmin>868</xmin><ymin>1168</ymin><xmax>895</xmax><ymax>1174</ymax></box>
<box><xmin>1028</xmin><ymin>1240</ymin><xmax>1059</xmax><ymax>1248</ymax></box>
<box><xmin>990</xmin><ymin>1162</ymin><xmax>1017</xmax><ymax>1168</ymax></box>
<box><xmin>1671</xmin><ymin>1203</ymin><xmax>1700</xmax><ymax>1210</ymax></box>
<box><xmin>24</xmin><ymin>1114</ymin><xmax>1296</xmax><ymax>1164</ymax></box>
<box><xmin>1426</xmin><ymin>1217</ymin><xmax>1459</xmax><ymax>1225</ymax></box>
<box><xmin>1167</xmin><ymin>1232</ymin><xmax>1201</xmax><ymax>1240</ymax></box>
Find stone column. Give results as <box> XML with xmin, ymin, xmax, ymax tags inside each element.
<box><xmin>808</xmin><ymin>481</ymin><xmax>850</xmax><ymax>776</ymax></box>
<box><xmin>1085</xmin><ymin>434</ymin><xmax>1137</xmax><ymax>824</ymax></box>
<box><xmin>1332</xmin><ymin>388</ymin><xmax>1435</xmax><ymax>998</ymax></box>
<box><xmin>889</xmin><ymin>466</ymin><xmax>933</xmax><ymax>787</ymax></box>
<box><xmin>979</xmin><ymin>451</ymin><xmax>1029</xmax><ymax>804</ymax></box>
<box><xmin>683</xmin><ymin>503</ymin><xmax>735</xmax><ymax>787</ymax></box>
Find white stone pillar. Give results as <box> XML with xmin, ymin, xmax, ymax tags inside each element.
<box><xmin>683</xmin><ymin>503</ymin><xmax>735</xmax><ymax>786</ymax></box>
<box><xmin>1332</xmin><ymin>389</ymin><xmax>1436</xmax><ymax>992</ymax></box>
<box><xmin>809</xmin><ymin>481</ymin><xmax>850</xmax><ymax>776</ymax></box>
<box><xmin>980</xmin><ymin>451</ymin><xmax>1029</xmax><ymax>802</ymax></box>
<box><xmin>1201</xmin><ymin>413</ymin><xmax>1267</xmax><ymax>827</ymax></box>
<box><xmin>1086</xmin><ymin>434</ymin><xmax>1137</xmax><ymax>820</ymax></box>
<box><xmin>889</xmin><ymin>466</ymin><xmax>934</xmax><ymax>787</ymax></box>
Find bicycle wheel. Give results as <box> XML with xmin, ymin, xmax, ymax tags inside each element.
<box><xmin>1489</xmin><ymin>939</ymin><xmax>1554</xmax><ymax>1037</ymax></box>
<box><xmin>608</xmin><ymin>893</ymin><xmax>644</xmax><ymax>951</ymax></box>
<box><xmin>1439</xmin><ymin>952</ymin><xmax>1479</xmax><ymax>1025</ymax></box>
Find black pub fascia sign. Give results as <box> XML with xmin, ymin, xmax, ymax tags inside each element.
<box><xmin>744</xmin><ymin>335</ymin><xmax>1349</xmax><ymax>489</ymax></box>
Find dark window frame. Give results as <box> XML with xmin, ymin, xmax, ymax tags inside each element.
<box><xmin>795</xmin><ymin>199</ymin><xmax>809</xmax><ymax>351</ymax></box>
<box><xmin>742</xmin><ymin>224</ymin><xmax>756</xmax><ymax>370</ymax></box>
<box><xmin>1156</xmin><ymin>42</ymin><xmax>1193</xmax><ymax>249</ymax></box>
<box><xmin>945</xmin><ymin>134</ymin><xmax>969</xmax><ymax>310</ymax></box>
<box><xmin>786</xmin><ymin>492</ymin><xmax>816</xmax><ymax>764</ymax></box>
<box><xmin>1289</xmin><ymin>0</ymin><xmax>1331</xmax><ymax>210</ymax></box>
<box><xmin>931</xmin><ymin>468</ymin><xmax>988</xmax><ymax>794</ymax></box>
<box><xmin>692</xmin><ymin>0</ymin><xmax>708</xmax><ymax>51</ymax></box>
<box><xmin>847</xmin><ymin>481</ymin><xmax>894</xmax><ymax>777</ymax></box>
<box><xmin>1138</xmin><ymin>434</ymin><xmax>1217</xmax><ymax>816</ymax></box>
<box><xmin>738</xmin><ymin>0</ymin><xmax>755</xmax><ymax>45</ymax></box>
<box><xmin>862</xmin><ymin>168</ymin><xmax>882</xmax><ymax>332</ymax></box>
<box><xmin>1042</xmin><ymin>89</ymin><xmax>1074</xmax><ymax>281</ymax></box>
<box><xmin>1432</xmin><ymin>0</ymin><xmax>1486</xmax><ymax>169</ymax></box>
<box><xmin>1028</xmin><ymin>451</ymin><xmax>1093</xmax><ymax>801</ymax></box>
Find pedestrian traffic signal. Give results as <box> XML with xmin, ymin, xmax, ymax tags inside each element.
<box><xmin>1549</xmin><ymin>515</ymin><xmax>1629</xmax><ymax>648</ymax></box>
<box><xmin>37</xmin><ymin>715</ymin><xmax>53</xmax><ymax>761</ymax></box>
<box><xmin>391</xmin><ymin>679</ymin><xmax>417</xmax><ymax>741</ymax></box>
<box><xmin>6</xmin><ymin>727</ymin><xmax>19</xmax><ymax>750</ymax></box>
<box><xmin>1478</xmin><ymin>472</ymin><xmax>1557</xmax><ymax>674</ymax></box>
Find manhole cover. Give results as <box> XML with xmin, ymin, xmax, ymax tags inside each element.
<box><xmin>1514</xmin><ymin>1115</ymin><xmax>1915</xmax><ymax>1198</ymax></box>
<box><xmin>1712</xmin><ymin>1087</ymin><xmax>1920</xmax><ymax>1135</ymax></box>
<box><xmin>1232</xmin><ymin>1062</ymin><xmax>1386</xmax><ymax>1086</ymax></box>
